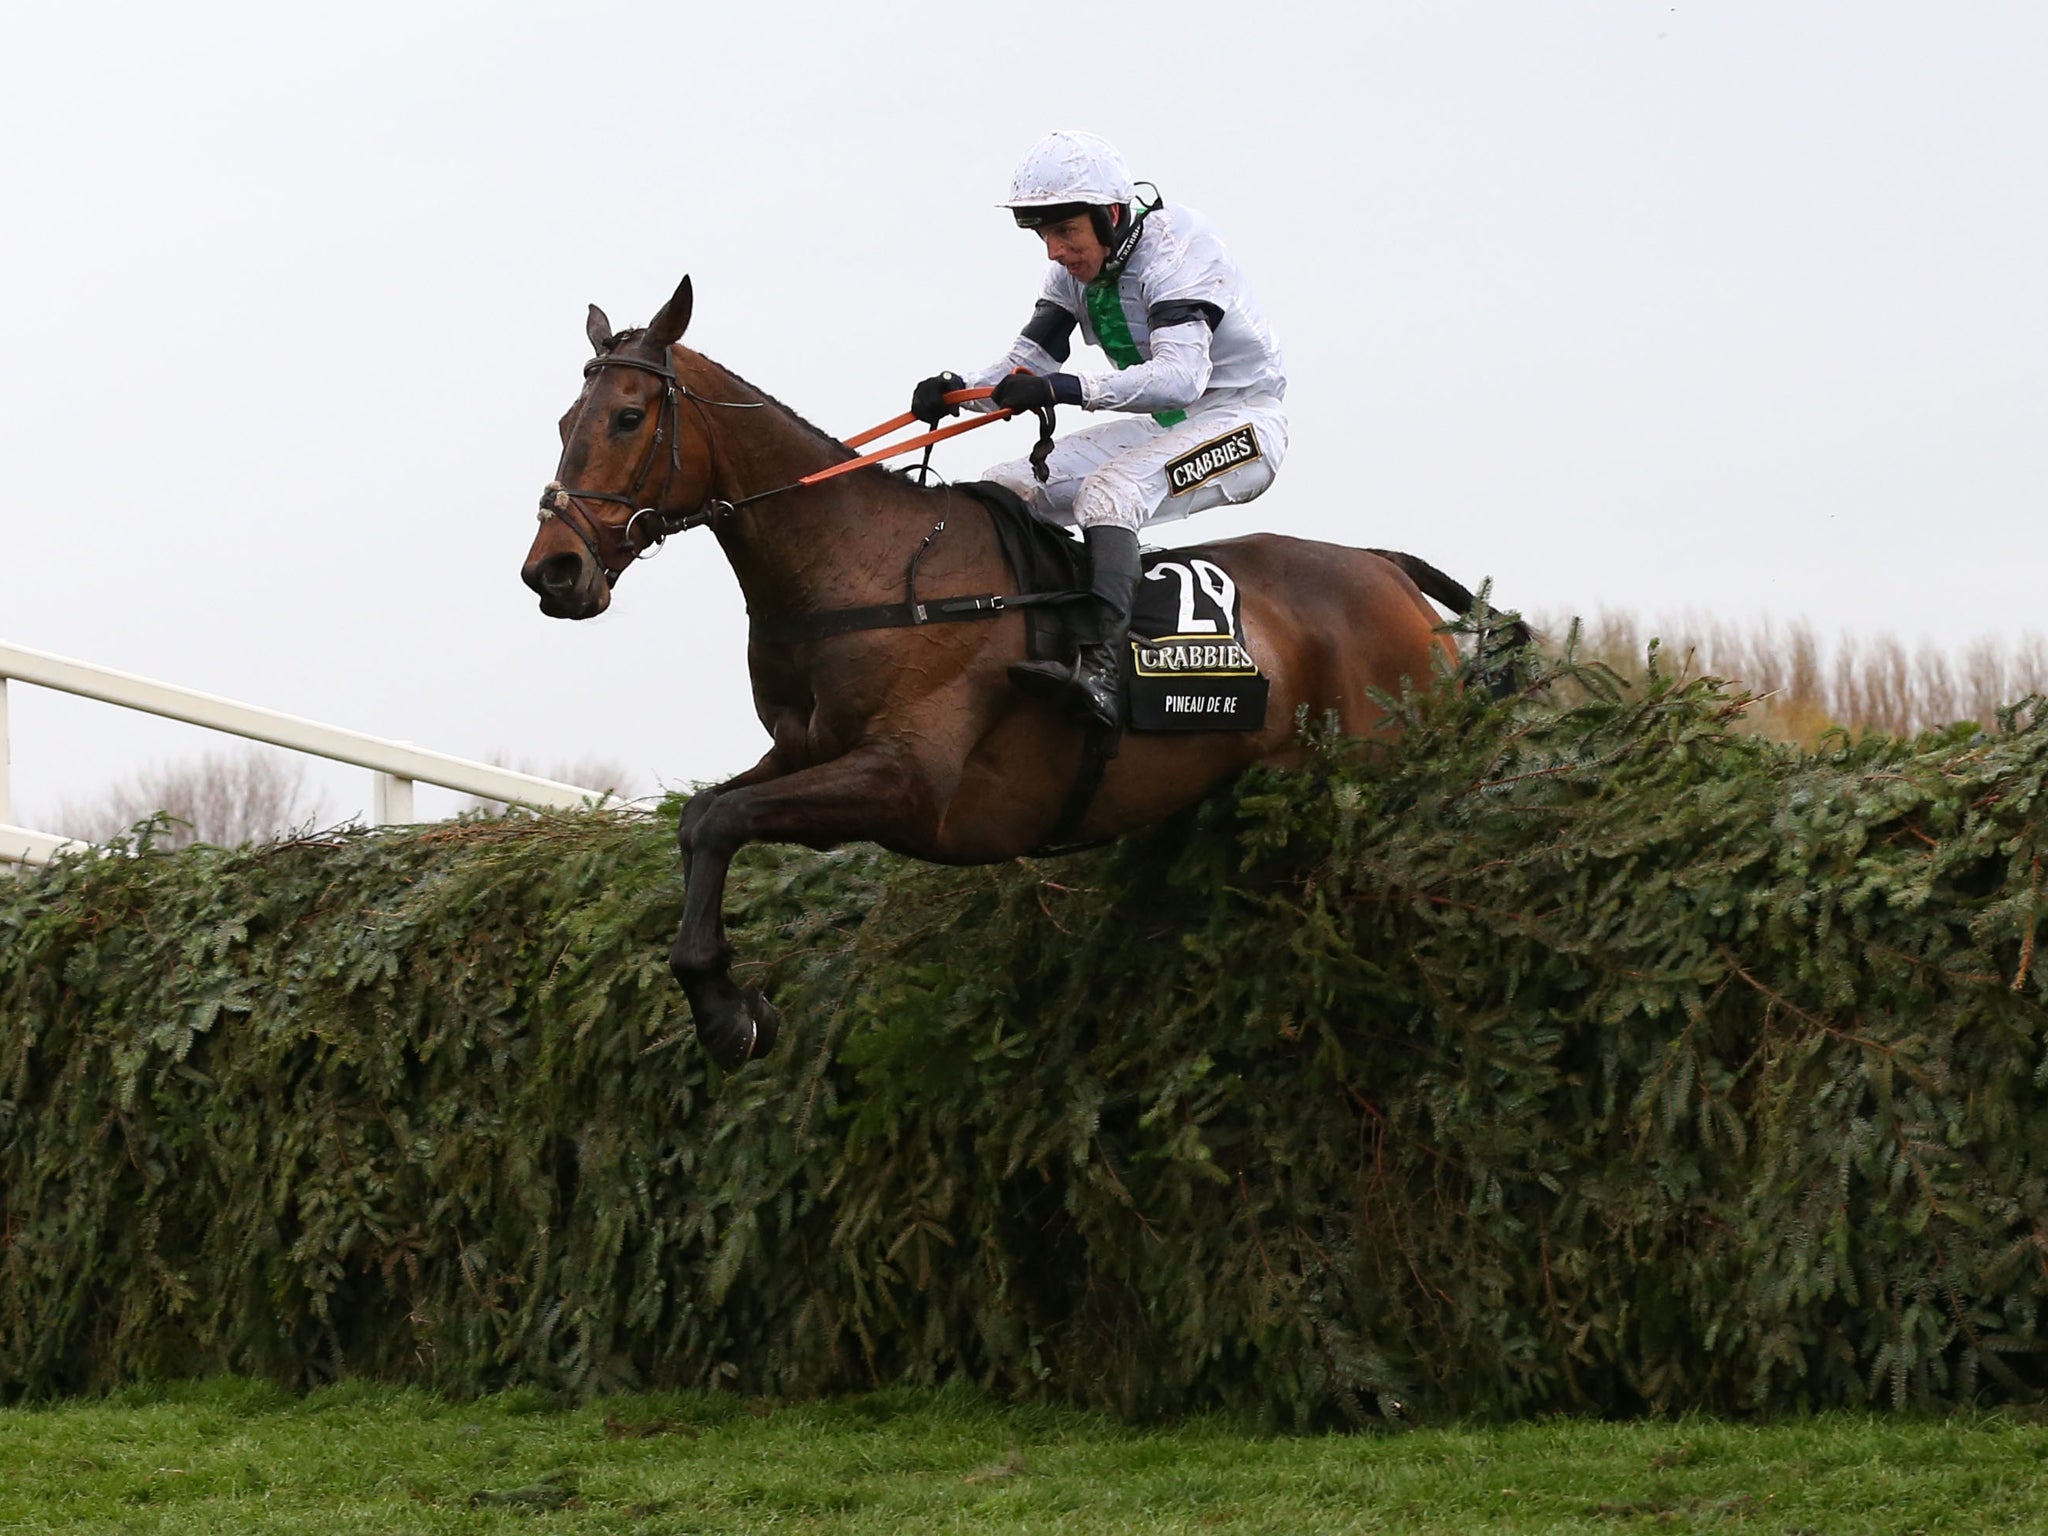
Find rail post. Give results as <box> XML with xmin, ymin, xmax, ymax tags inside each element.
<box><xmin>0</xmin><ymin>675</ymin><xmax>11</xmax><ymax>827</ymax></box>
<box><xmin>374</xmin><ymin>772</ymin><xmax>415</xmax><ymax>825</ymax></box>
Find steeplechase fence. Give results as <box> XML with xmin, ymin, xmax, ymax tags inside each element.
<box><xmin>4</xmin><ymin>651</ymin><xmax>2046</xmax><ymax>1417</ymax></box>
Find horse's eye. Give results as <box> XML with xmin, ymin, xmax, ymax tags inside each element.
<box><xmin>614</xmin><ymin>408</ymin><xmax>645</xmax><ymax>433</ymax></box>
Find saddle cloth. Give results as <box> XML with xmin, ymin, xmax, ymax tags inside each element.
<box><xmin>957</xmin><ymin>481</ymin><xmax>1270</xmax><ymax>733</ymax></box>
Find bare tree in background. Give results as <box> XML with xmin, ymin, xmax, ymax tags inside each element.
<box><xmin>1560</xmin><ymin>611</ymin><xmax>2048</xmax><ymax>746</ymax></box>
<box><xmin>54</xmin><ymin>748</ymin><xmax>327</xmax><ymax>849</ymax></box>
<box><xmin>462</xmin><ymin>755</ymin><xmax>640</xmax><ymax>816</ymax></box>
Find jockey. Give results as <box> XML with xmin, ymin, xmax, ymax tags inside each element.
<box><xmin>911</xmin><ymin>129</ymin><xmax>1288</xmax><ymax>732</ymax></box>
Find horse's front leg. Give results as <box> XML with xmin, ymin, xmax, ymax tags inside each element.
<box><xmin>677</xmin><ymin>748</ymin><xmax>788</xmax><ymax>883</ymax></box>
<box><xmin>670</xmin><ymin>744</ymin><xmax>934</xmax><ymax>1069</ymax></box>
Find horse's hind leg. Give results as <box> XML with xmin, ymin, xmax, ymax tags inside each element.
<box><xmin>670</xmin><ymin>744</ymin><xmax>933</xmax><ymax>1069</ymax></box>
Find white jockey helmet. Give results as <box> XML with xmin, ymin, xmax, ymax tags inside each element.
<box><xmin>1000</xmin><ymin>131</ymin><xmax>1137</xmax><ymax>231</ymax></box>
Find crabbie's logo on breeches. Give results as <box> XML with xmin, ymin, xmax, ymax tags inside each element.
<box><xmin>1164</xmin><ymin>426</ymin><xmax>1263</xmax><ymax>497</ymax></box>
<box><xmin>1127</xmin><ymin>555</ymin><xmax>1269</xmax><ymax>732</ymax></box>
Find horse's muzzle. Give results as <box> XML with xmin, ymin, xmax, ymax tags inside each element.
<box><xmin>522</xmin><ymin>549</ymin><xmax>610</xmax><ymax>619</ymax></box>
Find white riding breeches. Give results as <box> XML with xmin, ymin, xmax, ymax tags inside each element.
<box><xmin>980</xmin><ymin>393</ymin><xmax>1288</xmax><ymax>531</ymax></box>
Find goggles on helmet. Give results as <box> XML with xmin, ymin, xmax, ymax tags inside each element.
<box><xmin>1013</xmin><ymin>201</ymin><xmax>1128</xmax><ymax>254</ymax></box>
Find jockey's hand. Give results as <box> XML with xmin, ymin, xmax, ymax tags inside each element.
<box><xmin>910</xmin><ymin>372</ymin><xmax>965</xmax><ymax>426</ymax></box>
<box><xmin>991</xmin><ymin>372</ymin><xmax>1083</xmax><ymax>411</ymax></box>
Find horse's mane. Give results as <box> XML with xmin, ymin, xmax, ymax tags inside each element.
<box><xmin>596</xmin><ymin>328</ymin><xmax>961</xmax><ymax>501</ymax></box>
<box><xmin>701</xmin><ymin>359</ymin><xmax>859</xmax><ymax>462</ymax></box>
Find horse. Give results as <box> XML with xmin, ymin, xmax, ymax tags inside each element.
<box><xmin>521</xmin><ymin>275</ymin><xmax>1519</xmax><ymax>1070</ymax></box>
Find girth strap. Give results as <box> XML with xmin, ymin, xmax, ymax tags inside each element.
<box><xmin>1032</xmin><ymin>721</ymin><xmax>1117</xmax><ymax>855</ymax></box>
<box><xmin>748</xmin><ymin>589</ymin><xmax>1079</xmax><ymax>646</ymax></box>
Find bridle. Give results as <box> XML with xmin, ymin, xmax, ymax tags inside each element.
<box><xmin>536</xmin><ymin>348</ymin><xmax>762</xmax><ymax>586</ymax></box>
<box><xmin>536</xmin><ymin>346</ymin><xmax>1057</xmax><ymax>589</ymax></box>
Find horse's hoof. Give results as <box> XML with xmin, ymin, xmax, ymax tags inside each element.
<box><xmin>698</xmin><ymin>1010</ymin><xmax>755</xmax><ymax>1072</ymax></box>
<box><xmin>690</xmin><ymin>979</ymin><xmax>757</xmax><ymax>1072</ymax></box>
<box><xmin>742</xmin><ymin>988</ymin><xmax>781</xmax><ymax>1059</ymax></box>
<box><xmin>692</xmin><ymin>987</ymin><xmax>779</xmax><ymax>1070</ymax></box>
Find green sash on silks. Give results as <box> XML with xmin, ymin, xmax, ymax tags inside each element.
<box><xmin>1084</xmin><ymin>276</ymin><xmax>1187</xmax><ymax>430</ymax></box>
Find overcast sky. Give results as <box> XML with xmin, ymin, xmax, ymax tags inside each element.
<box><xmin>3</xmin><ymin>1</ymin><xmax>2043</xmax><ymax>831</ymax></box>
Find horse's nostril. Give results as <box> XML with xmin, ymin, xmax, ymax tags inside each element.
<box><xmin>522</xmin><ymin>550</ymin><xmax>590</xmax><ymax>600</ymax></box>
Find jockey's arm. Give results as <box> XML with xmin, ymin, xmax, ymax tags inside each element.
<box><xmin>1075</xmin><ymin>305</ymin><xmax>1219</xmax><ymax>414</ymax></box>
<box><xmin>959</xmin><ymin>300</ymin><xmax>1079</xmax><ymax>410</ymax></box>
<box><xmin>965</xmin><ymin>290</ymin><xmax>1225</xmax><ymax>417</ymax></box>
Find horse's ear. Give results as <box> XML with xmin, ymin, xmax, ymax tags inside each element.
<box><xmin>586</xmin><ymin>304</ymin><xmax>614</xmax><ymax>354</ymax></box>
<box><xmin>646</xmin><ymin>275</ymin><xmax>694</xmax><ymax>348</ymax></box>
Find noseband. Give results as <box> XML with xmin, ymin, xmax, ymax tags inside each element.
<box><xmin>537</xmin><ymin>350</ymin><xmax>760</xmax><ymax>585</ymax></box>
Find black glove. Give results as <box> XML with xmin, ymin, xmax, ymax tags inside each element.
<box><xmin>991</xmin><ymin>372</ymin><xmax>1082</xmax><ymax>411</ymax></box>
<box><xmin>910</xmin><ymin>371</ymin><xmax>965</xmax><ymax>425</ymax></box>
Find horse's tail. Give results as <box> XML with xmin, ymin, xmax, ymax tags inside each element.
<box><xmin>1366</xmin><ymin>548</ymin><xmax>1535</xmax><ymax>699</ymax></box>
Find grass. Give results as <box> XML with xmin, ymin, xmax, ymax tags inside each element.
<box><xmin>4</xmin><ymin>1382</ymin><xmax>2048</xmax><ymax>1533</ymax></box>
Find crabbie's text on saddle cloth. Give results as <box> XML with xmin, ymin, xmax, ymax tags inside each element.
<box><xmin>1127</xmin><ymin>555</ymin><xmax>1270</xmax><ymax>732</ymax></box>
<box><xmin>1134</xmin><ymin>639</ymin><xmax>1257</xmax><ymax>675</ymax></box>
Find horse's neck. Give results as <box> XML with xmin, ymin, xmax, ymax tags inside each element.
<box><xmin>679</xmin><ymin>349</ymin><xmax>950</xmax><ymax>616</ymax></box>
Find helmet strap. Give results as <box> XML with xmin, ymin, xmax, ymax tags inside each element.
<box><xmin>1095</xmin><ymin>184</ymin><xmax>1162</xmax><ymax>282</ymax></box>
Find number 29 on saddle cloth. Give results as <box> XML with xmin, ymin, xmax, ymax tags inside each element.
<box><xmin>1127</xmin><ymin>553</ymin><xmax>1270</xmax><ymax>732</ymax></box>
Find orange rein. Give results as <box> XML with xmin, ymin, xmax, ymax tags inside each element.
<box><xmin>799</xmin><ymin>388</ymin><xmax>1011</xmax><ymax>487</ymax></box>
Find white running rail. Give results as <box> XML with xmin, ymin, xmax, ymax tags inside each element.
<box><xmin>1</xmin><ymin>639</ymin><xmax>609</xmax><ymax>868</ymax></box>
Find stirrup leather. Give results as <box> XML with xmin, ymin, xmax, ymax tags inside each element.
<box><xmin>1009</xmin><ymin>524</ymin><xmax>1139</xmax><ymax>733</ymax></box>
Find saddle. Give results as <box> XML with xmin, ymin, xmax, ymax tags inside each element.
<box><xmin>958</xmin><ymin>481</ymin><xmax>1270</xmax><ymax>733</ymax></box>
<box><xmin>953</xmin><ymin>481</ymin><xmax>1089</xmax><ymax>661</ymax></box>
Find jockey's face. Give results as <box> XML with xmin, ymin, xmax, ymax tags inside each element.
<box><xmin>1036</xmin><ymin>207</ymin><xmax>1119</xmax><ymax>282</ymax></box>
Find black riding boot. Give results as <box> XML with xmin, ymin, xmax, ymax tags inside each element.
<box><xmin>1009</xmin><ymin>523</ymin><xmax>1141</xmax><ymax>733</ymax></box>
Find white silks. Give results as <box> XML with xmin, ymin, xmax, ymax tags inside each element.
<box><xmin>965</xmin><ymin>132</ymin><xmax>1290</xmax><ymax>529</ymax></box>
<box><xmin>965</xmin><ymin>200</ymin><xmax>1288</xmax><ymax>418</ymax></box>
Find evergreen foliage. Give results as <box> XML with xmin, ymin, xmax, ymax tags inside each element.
<box><xmin>4</xmin><ymin>643</ymin><xmax>2047</xmax><ymax>1421</ymax></box>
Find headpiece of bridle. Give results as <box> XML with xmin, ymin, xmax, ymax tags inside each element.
<box><xmin>537</xmin><ymin>345</ymin><xmax>762</xmax><ymax>586</ymax></box>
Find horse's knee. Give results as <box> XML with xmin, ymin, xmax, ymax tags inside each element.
<box><xmin>677</xmin><ymin>788</ymin><xmax>719</xmax><ymax>853</ymax></box>
<box><xmin>680</xmin><ymin>789</ymin><xmax>757</xmax><ymax>863</ymax></box>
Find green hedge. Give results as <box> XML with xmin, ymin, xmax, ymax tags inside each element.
<box><xmin>4</xmin><ymin>648</ymin><xmax>2047</xmax><ymax>1421</ymax></box>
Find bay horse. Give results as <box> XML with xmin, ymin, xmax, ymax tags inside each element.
<box><xmin>521</xmin><ymin>276</ymin><xmax>1514</xmax><ymax>1069</ymax></box>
